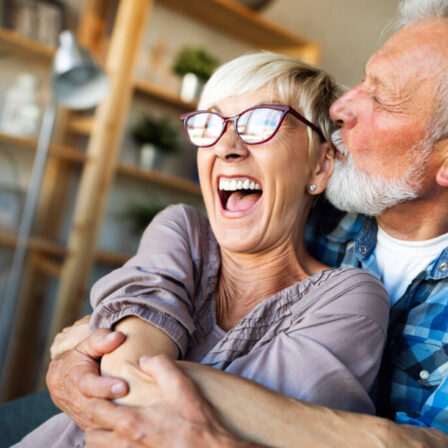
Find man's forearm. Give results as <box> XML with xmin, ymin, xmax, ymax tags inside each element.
<box><xmin>179</xmin><ymin>361</ymin><xmax>448</xmax><ymax>448</ymax></box>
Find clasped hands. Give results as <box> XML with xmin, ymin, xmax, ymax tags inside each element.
<box><xmin>47</xmin><ymin>318</ymin><xmax>248</xmax><ymax>448</ymax></box>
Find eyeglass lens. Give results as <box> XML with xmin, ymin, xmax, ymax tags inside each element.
<box><xmin>185</xmin><ymin>108</ymin><xmax>284</xmax><ymax>147</ymax></box>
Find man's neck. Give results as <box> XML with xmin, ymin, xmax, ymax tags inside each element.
<box><xmin>376</xmin><ymin>194</ymin><xmax>448</xmax><ymax>241</ymax></box>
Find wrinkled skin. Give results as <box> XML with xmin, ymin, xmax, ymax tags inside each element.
<box><xmin>50</xmin><ymin>315</ymin><xmax>91</xmax><ymax>359</ymax></box>
<box><xmin>85</xmin><ymin>356</ymin><xmax>258</xmax><ymax>448</ymax></box>
<box><xmin>46</xmin><ymin>328</ymin><xmax>129</xmax><ymax>430</ymax></box>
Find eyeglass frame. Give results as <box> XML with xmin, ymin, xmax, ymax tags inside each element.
<box><xmin>179</xmin><ymin>104</ymin><xmax>326</xmax><ymax>148</ymax></box>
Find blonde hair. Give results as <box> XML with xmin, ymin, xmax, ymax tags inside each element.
<box><xmin>199</xmin><ymin>52</ymin><xmax>343</xmax><ymax>165</ymax></box>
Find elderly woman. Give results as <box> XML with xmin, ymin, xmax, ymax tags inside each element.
<box><xmin>15</xmin><ymin>52</ymin><xmax>388</xmax><ymax>447</ymax></box>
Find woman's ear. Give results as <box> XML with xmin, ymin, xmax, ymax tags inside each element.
<box><xmin>307</xmin><ymin>143</ymin><xmax>334</xmax><ymax>195</ymax></box>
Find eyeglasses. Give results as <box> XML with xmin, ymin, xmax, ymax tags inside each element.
<box><xmin>180</xmin><ymin>104</ymin><xmax>325</xmax><ymax>147</ymax></box>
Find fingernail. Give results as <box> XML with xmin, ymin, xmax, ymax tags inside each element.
<box><xmin>106</xmin><ymin>331</ymin><xmax>120</xmax><ymax>340</ymax></box>
<box><xmin>139</xmin><ymin>355</ymin><xmax>151</xmax><ymax>366</ymax></box>
<box><xmin>111</xmin><ymin>382</ymin><xmax>126</xmax><ymax>396</ymax></box>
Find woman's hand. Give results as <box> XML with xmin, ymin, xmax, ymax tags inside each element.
<box><xmin>50</xmin><ymin>314</ymin><xmax>91</xmax><ymax>359</ymax></box>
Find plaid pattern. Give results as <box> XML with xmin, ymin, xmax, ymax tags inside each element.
<box><xmin>306</xmin><ymin>198</ymin><xmax>448</xmax><ymax>433</ymax></box>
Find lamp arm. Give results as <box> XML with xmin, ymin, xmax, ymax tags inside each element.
<box><xmin>0</xmin><ymin>99</ymin><xmax>57</xmax><ymax>396</ymax></box>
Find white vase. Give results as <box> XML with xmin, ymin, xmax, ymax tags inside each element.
<box><xmin>139</xmin><ymin>143</ymin><xmax>164</xmax><ymax>171</ymax></box>
<box><xmin>180</xmin><ymin>73</ymin><xmax>204</xmax><ymax>102</ymax></box>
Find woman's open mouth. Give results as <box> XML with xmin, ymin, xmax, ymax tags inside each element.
<box><xmin>218</xmin><ymin>176</ymin><xmax>263</xmax><ymax>213</ymax></box>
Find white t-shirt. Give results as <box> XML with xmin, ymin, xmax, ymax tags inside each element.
<box><xmin>375</xmin><ymin>227</ymin><xmax>448</xmax><ymax>306</ymax></box>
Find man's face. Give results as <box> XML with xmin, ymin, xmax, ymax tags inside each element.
<box><xmin>327</xmin><ymin>20</ymin><xmax>448</xmax><ymax>215</ymax></box>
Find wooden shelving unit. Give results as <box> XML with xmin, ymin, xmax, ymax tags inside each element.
<box><xmin>0</xmin><ymin>232</ymin><xmax>131</xmax><ymax>267</ymax></box>
<box><xmin>0</xmin><ymin>233</ymin><xmax>67</xmax><ymax>257</ymax></box>
<box><xmin>0</xmin><ymin>0</ymin><xmax>321</xmax><ymax>401</ymax></box>
<box><xmin>117</xmin><ymin>162</ymin><xmax>201</xmax><ymax>196</ymax></box>
<box><xmin>0</xmin><ymin>131</ymin><xmax>201</xmax><ymax>196</ymax></box>
<box><xmin>158</xmin><ymin>0</ymin><xmax>320</xmax><ymax>62</ymax></box>
<box><xmin>0</xmin><ymin>28</ymin><xmax>55</xmax><ymax>61</ymax></box>
<box><xmin>133</xmin><ymin>79</ymin><xmax>198</xmax><ymax>109</ymax></box>
<box><xmin>0</xmin><ymin>132</ymin><xmax>88</xmax><ymax>163</ymax></box>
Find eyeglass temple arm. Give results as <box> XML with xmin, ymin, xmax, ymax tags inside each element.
<box><xmin>288</xmin><ymin>109</ymin><xmax>325</xmax><ymax>141</ymax></box>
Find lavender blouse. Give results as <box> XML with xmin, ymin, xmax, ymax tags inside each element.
<box><xmin>16</xmin><ymin>204</ymin><xmax>389</xmax><ymax>448</ymax></box>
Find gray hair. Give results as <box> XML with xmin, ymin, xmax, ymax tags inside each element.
<box><xmin>394</xmin><ymin>0</ymin><xmax>448</xmax><ymax>141</ymax></box>
<box><xmin>394</xmin><ymin>0</ymin><xmax>448</xmax><ymax>29</ymax></box>
<box><xmin>199</xmin><ymin>52</ymin><xmax>343</xmax><ymax>165</ymax></box>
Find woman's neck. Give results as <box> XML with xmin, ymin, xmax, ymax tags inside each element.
<box><xmin>216</xmin><ymin>240</ymin><xmax>323</xmax><ymax>330</ymax></box>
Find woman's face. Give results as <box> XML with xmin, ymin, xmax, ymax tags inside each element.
<box><xmin>197</xmin><ymin>87</ymin><xmax>327</xmax><ymax>255</ymax></box>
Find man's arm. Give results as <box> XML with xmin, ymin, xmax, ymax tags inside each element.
<box><xmin>86</xmin><ymin>356</ymin><xmax>448</xmax><ymax>448</ymax></box>
<box><xmin>48</xmin><ymin>330</ymin><xmax>448</xmax><ymax>447</ymax></box>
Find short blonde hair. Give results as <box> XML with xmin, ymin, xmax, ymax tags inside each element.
<box><xmin>199</xmin><ymin>51</ymin><xmax>343</xmax><ymax>164</ymax></box>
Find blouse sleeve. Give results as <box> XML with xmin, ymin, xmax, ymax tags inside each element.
<box><xmin>223</xmin><ymin>270</ymin><xmax>389</xmax><ymax>414</ymax></box>
<box><xmin>89</xmin><ymin>204</ymin><xmax>209</xmax><ymax>357</ymax></box>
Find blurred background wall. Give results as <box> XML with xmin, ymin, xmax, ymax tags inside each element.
<box><xmin>0</xmin><ymin>0</ymin><xmax>400</xmax><ymax>402</ymax></box>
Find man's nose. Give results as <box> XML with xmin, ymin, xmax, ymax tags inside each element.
<box><xmin>330</xmin><ymin>88</ymin><xmax>358</xmax><ymax>129</ymax></box>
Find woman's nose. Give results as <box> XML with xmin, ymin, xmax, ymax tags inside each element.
<box><xmin>329</xmin><ymin>88</ymin><xmax>358</xmax><ymax>129</ymax></box>
<box><xmin>212</xmin><ymin>122</ymin><xmax>249</xmax><ymax>161</ymax></box>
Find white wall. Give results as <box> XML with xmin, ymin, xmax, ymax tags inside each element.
<box><xmin>262</xmin><ymin>0</ymin><xmax>401</xmax><ymax>87</ymax></box>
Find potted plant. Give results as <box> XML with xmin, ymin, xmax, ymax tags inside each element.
<box><xmin>129</xmin><ymin>114</ymin><xmax>178</xmax><ymax>171</ymax></box>
<box><xmin>172</xmin><ymin>46</ymin><xmax>219</xmax><ymax>102</ymax></box>
<box><xmin>125</xmin><ymin>202</ymin><xmax>168</xmax><ymax>233</ymax></box>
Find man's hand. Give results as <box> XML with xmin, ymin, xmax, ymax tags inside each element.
<box><xmin>46</xmin><ymin>328</ymin><xmax>129</xmax><ymax>430</ymax></box>
<box><xmin>50</xmin><ymin>315</ymin><xmax>91</xmax><ymax>359</ymax></box>
<box><xmin>85</xmin><ymin>355</ymin><xmax>260</xmax><ymax>448</ymax></box>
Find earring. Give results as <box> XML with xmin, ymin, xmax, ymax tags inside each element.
<box><xmin>308</xmin><ymin>184</ymin><xmax>317</xmax><ymax>192</ymax></box>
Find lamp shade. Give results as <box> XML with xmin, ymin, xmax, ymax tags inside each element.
<box><xmin>52</xmin><ymin>31</ymin><xmax>109</xmax><ymax>109</ymax></box>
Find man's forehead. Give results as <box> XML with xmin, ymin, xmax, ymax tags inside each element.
<box><xmin>365</xmin><ymin>21</ymin><xmax>448</xmax><ymax>88</ymax></box>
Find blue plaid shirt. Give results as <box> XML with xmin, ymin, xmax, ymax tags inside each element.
<box><xmin>305</xmin><ymin>199</ymin><xmax>448</xmax><ymax>433</ymax></box>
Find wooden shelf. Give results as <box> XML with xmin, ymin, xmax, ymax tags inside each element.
<box><xmin>0</xmin><ymin>27</ymin><xmax>55</xmax><ymax>62</ymax></box>
<box><xmin>0</xmin><ymin>132</ymin><xmax>88</xmax><ymax>164</ymax></box>
<box><xmin>0</xmin><ymin>132</ymin><xmax>202</xmax><ymax>197</ymax></box>
<box><xmin>0</xmin><ymin>234</ymin><xmax>68</xmax><ymax>257</ymax></box>
<box><xmin>67</xmin><ymin>80</ymin><xmax>198</xmax><ymax>136</ymax></box>
<box><xmin>95</xmin><ymin>249</ymin><xmax>132</xmax><ymax>265</ymax></box>
<box><xmin>157</xmin><ymin>0</ymin><xmax>320</xmax><ymax>62</ymax></box>
<box><xmin>133</xmin><ymin>79</ymin><xmax>197</xmax><ymax>109</ymax></box>
<box><xmin>0</xmin><ymin>233</ymin><xmax>132</xmax><ymax>267</ymax></box>
<box><xmin>66</xmin><ymin>114</ymin><xmax>94</xmax><ymax>135</ymax></box>
<box><xmin>116</xmin><ymin>162</ymin><xmax>202</xmax><ymax>196</ymax></box>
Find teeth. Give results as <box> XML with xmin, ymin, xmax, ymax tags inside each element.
<box><xmin>219</xmin><ymin>177</ymin><xmax>261</xmax><ymax>191</ymax></box>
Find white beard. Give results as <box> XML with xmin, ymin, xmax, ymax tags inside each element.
<box><xmin>325</xmin><ymin>130</ymin><xmax>431</xmax><ymax>216</ymax></box>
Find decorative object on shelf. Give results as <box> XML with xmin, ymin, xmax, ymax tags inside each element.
<box><xmin>0</xmin><ymin>149</ymin><xmax>24</xmax><ymax>232</ymax></box>
<box><xmin>35</xmin><ymin>0</ymin><xmax>65</xmax><ymax>47</ymax></box>
<box><xmin>0</xmin><ymin>73</ymin><xmax>42</xmax><ymax>137</ymax></box>
<box><xmin>52</xmin><ymin>31</ymin><xmax>110</xmax><ymax>110</ymax></box>
<box><xmin>10</xmin><ymin>0</ymin><xmax>36</xmax><ymax>39</ymax></box>
<box><xmin>125</xmin><ymin>202</ymin><xmax>168</xmax><ymax>234</ymax></box>
<box><xmin>10</xmin><ymin>0</ymin><xmax>65</xmax><ymax>46</ymax></box>
<box><xmin>129</xmin><ymin>114</ymin><xmax>178</xmax><ymax>171</ymax></box>
<box><xmin>0</xmin><ymin>30</ymin><xmax>110</xmax><ymax>392</ymax></box>
<box><xmin>235</xmin><ymin>0</ymin><xmax>275</xmax><ymax>11</ymax></box>
<box><xmin>1</xmin><ymin>0</ymin><xmax>14</xmax><ymax>28</ymax></box>
<box><xmin>172</xmin><ymin>46</ymin><xmax>218</xmax><ymax>102</ymax></box>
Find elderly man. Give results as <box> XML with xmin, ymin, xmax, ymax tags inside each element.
<box><xmin>45</xmin><ymin>0</ymin><xmax>448</xmax><ymax>446</ymax></box>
